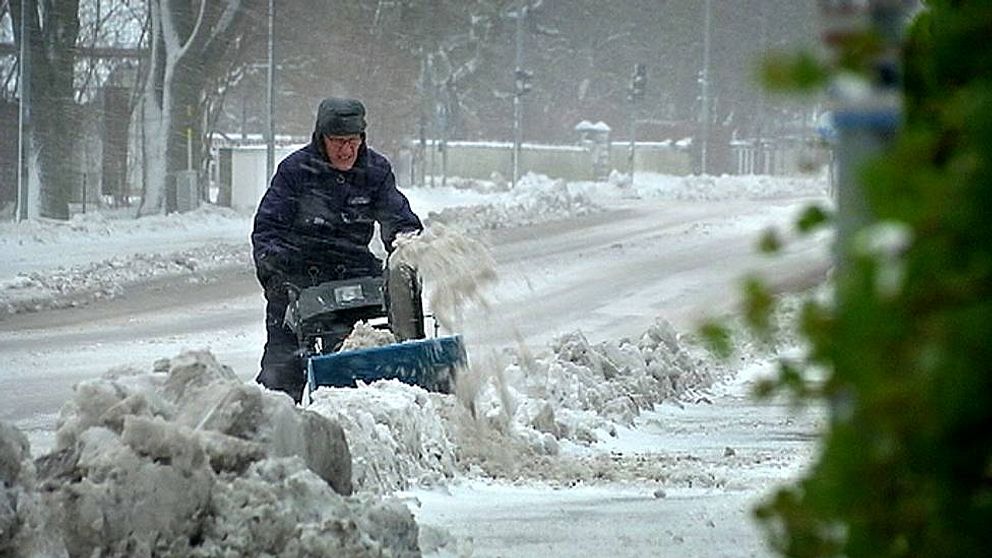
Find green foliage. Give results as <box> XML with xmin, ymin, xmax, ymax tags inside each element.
<box><xmin>795</xmin><ymin>205</ymin><xmax>831</xmax><ymax>235</ymax></box>
<box><xmin>753</xmin><ymin>3</ymin><xmax>992</xmax><ymax>557</ymax></box>
<box><xmin>762</xmin><ymin>51</ymin><xmax>830</xmax><ymax>93</ymax></box>
<box><xmin>742</xmin><ymin>275</ymin><xmax>775</xmax><ymax>340</ymax></box>
<box><xmin>759</xmin><ymin>228</ymin><xmax>784</xmax><ymax>254</ymax></box>
<box><xmin>699</xmin><ymin>320</ymin><xmax>734</xmax><ymax>360</ymax></box>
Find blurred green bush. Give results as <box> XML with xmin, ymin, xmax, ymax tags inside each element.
<box><xmin>733</xmin><ymin>3</ymin><xmax>992</xmax><ymax>557</ymax></box>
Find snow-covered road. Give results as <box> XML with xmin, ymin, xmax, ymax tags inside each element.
<box><xmin>0</xmin><ymin>173</ymin><xmax>831</xmax><ymax>556</ymax></box>
<box><xmin>461</xmin><ymin>197</ymin><xmax>828</xmax><ymax>351</ymax></box>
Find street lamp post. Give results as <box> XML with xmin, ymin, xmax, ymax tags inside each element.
<box><xmin>266</xmin><ymin>0</ymin><xmax>275</xmax><ymax>182</ymax></box>
<box><xmin>628</xmin><ymin>63</ymin><xmax>647</xmax><ymax>183</ymax></box>
<box><xmin>17</xmin><ymin>0</ymin><xmax>31</xmax><ymax>221</ymax></box>
<box><xmin>700</xmin><ymin>0</ymin><xmax>712</xmax><ymax>175</ymax></box>
<box><xmin>513</xmin><ymin>66</ymin><xmax>533</xmax><ymax>187</ymax></box>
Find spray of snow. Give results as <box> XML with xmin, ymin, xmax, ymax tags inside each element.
<box><xmin>390</xmin><ymin>223</ymin><xmax>497</xmax><ymax>332</ymax></box>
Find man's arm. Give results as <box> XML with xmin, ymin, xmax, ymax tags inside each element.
<box><xmin>251</xmin><ymin>166</ymin><xmax>300</xmax><ymax>289</ymax></box>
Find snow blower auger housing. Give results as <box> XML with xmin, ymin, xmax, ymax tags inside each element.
<box><xmin>283</xmin><ymin>270</ymin><xmax>465</xmax><ymax>402</ymax></box>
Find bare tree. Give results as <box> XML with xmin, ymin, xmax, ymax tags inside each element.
<box><xmin>74</xmin><ymin>0</ymin><xmax>146</xmax><ymax>102</ymax></box>
<box><xmin>138</xmin><ymin>0</ymin><xmax>258</xmax><ymax>216</ymax></box>
<box><xmin>11</xmin><ymin>0</ymin><xmax>81</xmax><ymax>220</ymax></box>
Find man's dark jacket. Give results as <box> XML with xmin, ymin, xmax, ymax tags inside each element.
<box><xmin>251</xmin><ymin>139</ymin><xmax>422</xmax><ymax>292</ymax></box>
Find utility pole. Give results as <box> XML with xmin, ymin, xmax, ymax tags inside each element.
<box><xmin>699</xmin><ymin>0</ymin><xmax>712</xmax><ymax>175</ymax></box>
<box><xmin>628</xmin><ymin>64</ymin><xmax>647</xmax><ymax>183</ymax></box>
<box><xmin>16</xmin><ymin>0</ymin><xmax>31</xmax><ymax>221</ymax></box>
<box><xmin>439</xmin><ymin>82</ymin><xmax>449</xmax><ymax>189</ymax></box>
<box><xmin>511</xmin><ymin>0</ymin><xmax>527</xmax><ymax>189</ymax></box>
<box><xmin>418</xmin><ymin>54</ymin><xmax>429</xmax><ymax>187</ymax></box>
<box><xmin>757</xmin><ymin>0</ymin><xmax>769</xmax><ymax>175</ymax></box>
<box><xmin>266</xmin><ymin>0</ymin><xmax>275</xmax><ymax>182</ymax></box>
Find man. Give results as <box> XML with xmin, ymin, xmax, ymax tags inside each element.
<box><xmin>251</xmin><ymin>97</ymin><xmax>423</xmax><ymax>402</ymax></box>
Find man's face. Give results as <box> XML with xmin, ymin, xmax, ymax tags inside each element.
<box><xmin>323</xmin><ymin>134</ymin><xmax>363</xmax><ymax>171</ymax></box>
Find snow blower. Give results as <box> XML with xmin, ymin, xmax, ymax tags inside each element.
<box><xmin>283</xmin><ymin>268</ymin><xmax>466</xmax><ymax>404</ymax></box>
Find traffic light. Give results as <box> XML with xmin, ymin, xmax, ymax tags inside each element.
<box><xmin>515</xmin><ymin>68</ymin><xmax>533</xmax><ymax>96</ymax></box>
<box><xmin>629</xmin><ymin>63</ymin><xmax>647</xmax><ymax>101</ymax></box>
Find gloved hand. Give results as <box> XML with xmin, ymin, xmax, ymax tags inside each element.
<box><xmin>387</xmin><ymin>229</ymin><xmax>421</xmax><ymax>271</ymax></box>
<box><xmin>281</xmin><ymin>281</ymin><xmax>301</xmax><ymax>301</ymax></box>
<box><xmin>390</xmin><ymin>230</ymin><xmax>420</xmax><ymax>252</ymax></box>
<box><xmin>257</xmin><ymin>251</ymin><xmax>291</xmax><ymax>295</ymax></box>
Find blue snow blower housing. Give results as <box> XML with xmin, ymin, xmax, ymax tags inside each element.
<box><xmin>283</xmin><ymin>270</ymin><xmax>466</xmax><ymax>403</ymax></box>
<box><xmin>307</xmin><ymin>335</ymin><xmax>465</xmax><ymax>392</ymax></box>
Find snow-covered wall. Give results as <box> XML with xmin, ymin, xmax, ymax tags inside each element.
<box><xmin>415</xmin><ymin>141</ymin><xmax>691</xmax><ymax>182</ymax></box>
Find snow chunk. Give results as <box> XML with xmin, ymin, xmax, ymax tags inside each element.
<box><xmin>1</xmin><ymin>421</ymin><xmax>68</xmax><ymax>558</ymax></box>
<box><xmin>200</xmin><ymin>457</ymin><xmax>419</xmax><ymax>557</ymax></box>
<box><xmin>341</xmin><ymin>320</ymin><xmax>398</xmax><ymax>350</ymax></box>
<box><xmin>308</xmin><ymin>380</ymin><xmax>457</xmax><ymax>493</ymax></box>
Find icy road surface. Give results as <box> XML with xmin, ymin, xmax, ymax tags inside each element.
<box><xmin>0</xmin><ymin>183</ymin><xmax>829</xmax><ymax>557</ymax></box>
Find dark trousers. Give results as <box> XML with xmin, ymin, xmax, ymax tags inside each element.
<box><xmin>257</xmin><ymin>292</ymin><xmax>306</xmax><ymax>402</ymax></box>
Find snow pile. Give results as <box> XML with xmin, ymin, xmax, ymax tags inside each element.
<box><xmin>300</xmin><ymin>320</ymin><xmax>721</xmax><ymax>490</ymax></box>
<box><xmin>426</xmin><ymin>173</ymin><xmax>600</xmax><ymax>234</ymax></box>
<box><xmin>575</xmin><ymin>172</ymin><xmax>828</xmax><ymax>202</ymax></box>
<box><xmin>0</xmin><ymin>204</ymin><xmax>252</xmax><ymax>317</ymax></box>
<box><xmin>468</xmin><ymin>320</ymin><xmax>718</xmax><ymax>452</ymax></box>
<box><xmin>309</xmin><ymin>381</ymin><xmax>457</xmax><ymax>493</ymax></box>
<box><xmin>0</xmin><ymin>244</ymin><xmax>250</xmax><ymax>317</ymax></box>
<box><xmin>0</xmin><ymin>204</ymin><xmax>247</xmax><ymax>249</ymax></box>
<box><xmin>1</xmin><ymin>351</ymin><xmax>424</xmax><ymax>557</ymax></box>
<box><xmin>1</xmin><ymin>422</ymin><xmax>64</xmax><ymax>558</ymax></box>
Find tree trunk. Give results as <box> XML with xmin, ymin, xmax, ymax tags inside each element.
<box><xmin>12</xmin><ymin>0</ymin><xmax>81</xmax><ymax>220</ymax></box>
<box><xmin>137</xmin><ymin>0</ymin><xmax>252</xmax><ymax>217</ymax></box>
<box><xmin>141</xmin><ymin>69</ymin><xmax>200</xmax><ymax>216</ymax></box>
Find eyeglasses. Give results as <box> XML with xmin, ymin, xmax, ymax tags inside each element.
<box><xmin>326</xmin><ymin>136</ymin><xmax>362</xmax><ymax>149</ymax></box>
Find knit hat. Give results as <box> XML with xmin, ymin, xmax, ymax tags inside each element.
<box><xmin>314</xmin><ymin>97</ymin><xmax>367</xmax><ymax>137</ymax></box>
